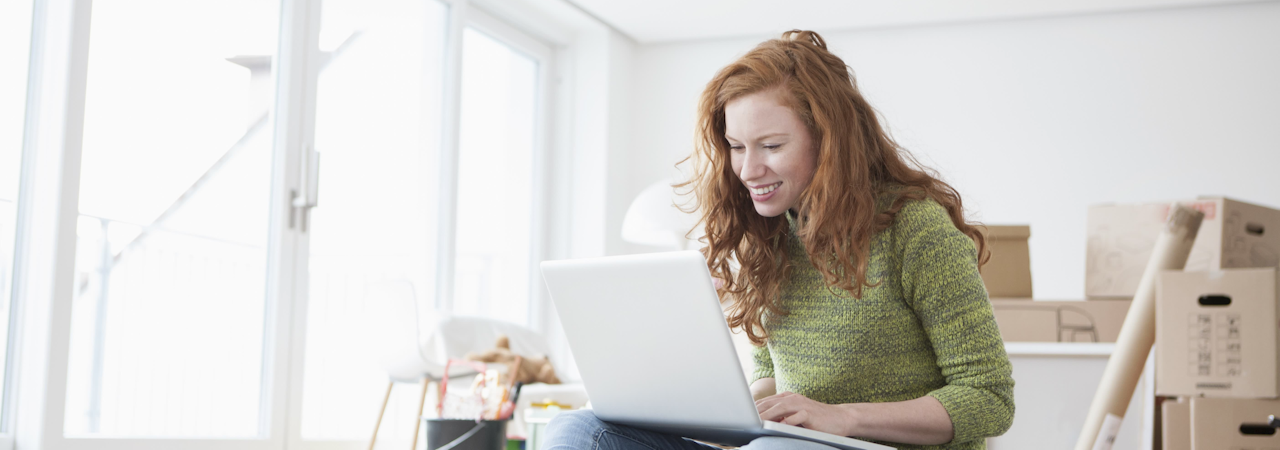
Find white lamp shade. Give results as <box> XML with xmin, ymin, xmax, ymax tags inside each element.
<box><xmin>621</xmin><ymin>179</ymin><xmax>702</xmax><ymax>249</ymax></box>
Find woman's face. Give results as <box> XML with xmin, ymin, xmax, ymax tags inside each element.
<box><xmin>725</xmin><ymin>88</ymin><xmax>818</xmax><ymax>218</ymax></box>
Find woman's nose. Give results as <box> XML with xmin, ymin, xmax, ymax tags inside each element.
<box><xmin>739</xmin><ymin>149</ymin><xmax>766</xmax><ymax>180</ymax></box>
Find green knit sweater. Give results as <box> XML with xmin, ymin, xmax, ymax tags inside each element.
<box><xmin>752</xmin><ymin>199</ymin><xmax>1014</xmax><ymax>449</ymax></box>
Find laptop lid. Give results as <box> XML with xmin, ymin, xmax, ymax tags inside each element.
<box><xmin>540</xmin><ymin>251</ymin><xmax>762</xmax><ymax>431</ymax></box>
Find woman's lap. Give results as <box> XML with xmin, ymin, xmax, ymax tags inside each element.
<box><xmin>540</xmin><ymin>410</ymin><xmax>835</xmax><ymax>450</ymax></box>
<box><xmin>540</xmin><ymin>410</ymin><xmax>711</xmax><ymax>450</ymax></box>
<box><xmin>739</xmin><ymin>437</ymin><xmax>839</xmax><ymax>450</ymax></box>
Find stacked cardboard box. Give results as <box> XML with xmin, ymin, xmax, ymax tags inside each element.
<box><xmin>1111</xmin><ymin>197</ymin><xmax>1280</xmax><ymax>449</ymax></box>
<box><xmin>1157</xmin><ymin>268</ymin><xmax>1277</xmax><ymax>399</ymax></box>
<box><xmin>1086</xmin><ymin>197</ymin><xmax>1280</xmax><ymax>298</ymax></box>
<box><xmin>981</xmin><ymin>225</ymin><xmax>1033</xmax><ymax>298</ymax></box>
<box><xmin>980</xmin><ymin>223</ymin><xmax>1138</xmax><ymax>342</ymax></box>
<box><xmin>1156</xmin><ymin>267</ymin><xmax>1280</xmax><ymax>448</ymax></box>
<box><xmin>991</xmin><ymin>299</ymin><xmax>1131</xmax><ymax>343</ymax></box>
<box><xmin>1187</xmin><ymin>398</ymin><xmax>1280</xmax><ymax>449</ymax></box>
<box><xmin>979</xmin><ymin>224</ymin><xmax>1137</xmax><ymax>342</ymax></box>
<box><xmin>1160</xmin><ymin>398</ymin><xmax>1190</xmax><ymax>450</ymax></box>
<box><xmin>1080</xmin><ymin>197</ymin><xmax>1280</xmax><ymax>449</ymax></box>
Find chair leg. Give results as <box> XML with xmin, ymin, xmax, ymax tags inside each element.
<box><xmin>410</xmin><ymin>378</ymin><xmax>430</xmax><ymax>450</ymax></box>
<box><xmin>369</xmin><ymin>381</ymin><xmax>394</xmax><ymax>450</ymax></box>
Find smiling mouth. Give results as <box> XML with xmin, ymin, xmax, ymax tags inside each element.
<box><xmin>750</xmin><ymin>182</ymin><xmax>781</xmax><ymax>195</ymax></box>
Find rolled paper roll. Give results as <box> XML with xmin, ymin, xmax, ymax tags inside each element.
<box><xmin>1076</xmin><ymin>203</ymin><xmax>1204</xmax><ymax>450</ymax></box>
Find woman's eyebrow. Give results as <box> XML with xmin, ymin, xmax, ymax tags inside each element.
<box><xmin>724</xmin><ymin>132</ymin><xmax>788</xmax><ymax>142</ymax></box>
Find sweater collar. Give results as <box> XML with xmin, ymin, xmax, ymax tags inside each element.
<box><xmin>784</xmin><ymin>209</ymin><xmax>800</xmax><ymax>235</ymax></box>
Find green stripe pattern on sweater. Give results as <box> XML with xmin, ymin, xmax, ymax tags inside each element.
<box><xmin>751</xmin><ymin>199</ymin><xmax>1014</xmax><ymax>449</ymax></box>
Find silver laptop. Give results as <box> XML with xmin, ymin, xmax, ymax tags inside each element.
<box><xmin>540</xmin><ymin>251</ymin><xmax>895</xmax><ymax>450</ymax></box>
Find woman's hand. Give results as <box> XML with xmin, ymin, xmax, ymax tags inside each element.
<box><xmin>755</xmin><ymin>392</ymin><xmax>855</xmax><ymax>437</ymax></box>
<box><xmin>757</xmin><ymin>394</ymin><xmax>955</xmax><ymax>445</ymax></box>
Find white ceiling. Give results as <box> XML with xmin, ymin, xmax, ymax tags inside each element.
<box><xmin>566</xmin><ymin>0</ymin><xmax>1262</xmax><ymax>43</ymax></box>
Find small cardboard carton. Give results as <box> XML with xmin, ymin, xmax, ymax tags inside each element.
<box><xmin>980</xmin><ymin>225</ymin><xmax>1032</xmax><ymax>298</ymax></box>
<box><xmin>1085</xmin><ymin>197</ymin><xmax>1280</xmax><ymax>298</ymax></box>
<box><xmin>990</xmin><ymin>299</ymin><xmax>1130</xmax><ymax>343</ymax></box>
<box><xmin>1190</xmin><ymin>397</ymin><xmax>1280</xmax><ymax>450</ymax></box>
<box><xmin>1162</xmin><ymin>397</ymin><xmax>1190</xmax><ymax>450</ymax></box>
<box><xmin>1156</xmin><ymin>268</ymin><xmax>1279</xmax><ymax>398</ymax></box>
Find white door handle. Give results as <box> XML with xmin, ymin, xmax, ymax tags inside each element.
<box><xmin>292</xmin><ymin>144</ymin><xmax>321</xmax><ymax>232</ymax></box>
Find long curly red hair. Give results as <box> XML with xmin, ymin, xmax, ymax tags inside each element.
<box><xmin>681</xmin><ymin>30</ymin><xmax>989</xmax><ymax>345</ymax></box>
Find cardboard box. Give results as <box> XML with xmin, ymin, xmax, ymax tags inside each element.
<box><xmin>1162</xmin><ymin>398</ymin><xmax>1190</xmax><ymax>450</ymax></box>
<box><xmin>1156</xmin><ymin>268</ymin><xmax>1279</xmax><ymax>398</ymax></box>
<box><xmin>991</xmin><ymin>299</ymin><xmax>1131</xmax><ymax>343</ymax></box>
<box><xmin>981</xmin><ymin>225</ymin><xmax>1033</xmax><ymax>298</ymax></box>
<box><xmin>1085</xmin><ymin>197</ymin><xmax>1280</xmax><ymax>298</ymax></box>
<box><xmin>1190</xmin><ymin>397</ymin><xmax>1280</xmax><ymax>450</ymax></box>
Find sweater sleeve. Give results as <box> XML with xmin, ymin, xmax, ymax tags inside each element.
<box><xmin>751</xmin><ymin>341</ymin><xmax>775</xmax><ymax>384</ymax></box>
<box><xmin>897</xmin><ymin>201</ymin><xmax>1015</xmax><ymax>443</ymax></box>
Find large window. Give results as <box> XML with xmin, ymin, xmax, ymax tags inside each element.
<box><xmin>64</xmin><ymin>0</ymin><xmax>281</xmax><ymax>438</ymax></box>
<box><xmin>296</xmin><ymin>3</ymin><xmax>552</xmax><ymax>446</ymax></box>
<box><xmin>299</xmin><ymin>0</ymin><xmax>448</xmax><ymax>442</ymax></box>
<box><xmin>0</xmin><ymin>0</ymin><xmax>34</xmax><ymax>437</ymax></box>
<box><xmin>15</xmin><ymin>0</ymin><xmax>566</xmax><ymax>448</ymax></box>
<box><xmin>450</xmin><ymin>24</ymin><xmax>545</xmax><ymax>325</ymax></box>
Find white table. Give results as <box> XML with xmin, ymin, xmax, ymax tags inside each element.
<box><xmin>988</xmin><ymin>343</ymin><xmax>1155</xmax><ymax>450</ymax></box>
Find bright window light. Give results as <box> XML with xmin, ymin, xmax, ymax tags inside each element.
<box><xmin>63</xmin><ymin>0</ymin><xmax>280</xmax><ymax>438</ymax></box>
<box><xmin>300</xmin><ymin>0</ymin><xmax>448</xmax><ymax>440</ymax></box>
<box><xmin>452</xmin><ymin>27</ymin><xmax>539</xmax><ymax>326</ymax></box>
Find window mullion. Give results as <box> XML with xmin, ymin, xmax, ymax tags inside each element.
<box><xmin>435</xmin><ymin>0</ymin><xmax>467</xmax><ymax>314</ymax></box>
<box><xmin>2</xmin><ymin>0</ymin><xmax>40</xmax><ymax>442</ymax></box>
<box><xmin>15</xmin><ymin>0</ymin><xmax>92</xmax><ymax>448</ymax></box>
<box><xmin>529</xmin><ymin>47</ymin><xmax>555</xmax><ymax>332</ymax></box>
<box><xmin>273</xmin><ymin>0</ymin><xmax>322</xmax><ymax>447</ymax></box>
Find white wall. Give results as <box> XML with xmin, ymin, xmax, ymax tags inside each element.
<box><xmin>616</xmin><ymin>2</ymin><xmax>1280</xmax><ymax>299</ymax></box>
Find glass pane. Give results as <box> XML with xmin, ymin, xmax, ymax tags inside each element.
<box><xmin>301</xmin><ymin>0</ymin><xmax>447</xmax><ymax>441</ymax></box>
<box><xmin>452</xmin><ymin>28</ymin><xmax>538</xmax><ymax>325</ymax></box>
<box><xmin>64</xmin><ymin>0</ymin><xmax>280</xmax><ymax>438</ymax></box>
<box><xmin>0</xmin><ymin>0</ymin><xmax>34</xmax><ymax>431</ymax></box>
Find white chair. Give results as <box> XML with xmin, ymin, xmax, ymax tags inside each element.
<box><xmin>362</xmin><ymin>280</ymin><xmax>575</xmax><ymax>450</ymax></box>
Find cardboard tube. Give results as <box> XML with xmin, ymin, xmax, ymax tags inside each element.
<box><xmin>1076</xmin><ymin>203</ymin><xmax>1204</xmax><ymax>450</ymax></box>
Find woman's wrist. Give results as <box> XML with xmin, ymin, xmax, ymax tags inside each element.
<box><xmin>837</xmin><ymin>403</ymin><xmax>865</xmax><ymax>437</ymax></box>
<box><xmin>832</xmin><ymin>397</ymin><xmax>954</xmax><ymax>445</ymax></box>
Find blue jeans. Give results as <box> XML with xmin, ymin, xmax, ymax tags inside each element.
<box><xmin>540</xmin><ymin>410</ymin><xmax>836</xmax><ymax>450</ymax></box>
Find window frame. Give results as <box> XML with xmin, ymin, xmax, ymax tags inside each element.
<box><xmin>280</xmin><ymin>0</ymin><xmax>451</xmax><ymax>447</ymax></box>
<box><xmin>282</xmin><ymin>1</ymin><xmax>557</xmax><ymax>447</ymax></box>
<box><xmin>0</xmin><ymin>0</ymin><xmax>38</xmax><ymax>446</ymax></box>
<box><xmin>24</xmin><ymin>0</ymin><xmax>306</xmax><ymax>448</ymax></box>
<box><xmin>14</xmin><ymin>0</ymin><xmax>576</xmax><ymax>448</ymax></box>
<box><xmin>436</xmin><ymin>3</ymin><xmax>555</xmax><ymax>325</ymax></box>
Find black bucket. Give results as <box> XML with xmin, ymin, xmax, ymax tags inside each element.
<box><xmin>424</xmin><ymin>419</ymin><xmax>508</xmax><ymax>450</ymax></box>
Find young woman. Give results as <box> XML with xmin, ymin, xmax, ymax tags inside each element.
<box><xmin>543</xmin><ymin>30</ymin><xmax>1013</xmax><ymax>450</ymax></box>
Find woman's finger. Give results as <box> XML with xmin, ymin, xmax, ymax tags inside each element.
<box><xmin>781</xmin><ymin>409</ymin><xmax>809</xmax><ymax>428</ymax></box>
<box><xmin>754</xmin><ymin>392</ymin><xmax>793</xmax><ymax>411</ymax></box>
<box><xmin>759</xmin><ymin>397</ymin><xmax>807</xmax><ymax>422</ymax></box>
<box><xmin>755</xmin><ymin>397</ymin><xmax>777</xmax><ymax>412</ymax></box>
<box><xmin>758</xmin><ymin>400</ymin><xmax>793</xmax><ymax>421</ymax></box>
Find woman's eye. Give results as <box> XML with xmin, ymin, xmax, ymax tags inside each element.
<box><xmin>729</xmin><ymin>145</ymin><xmax>745</xmax><ymax>152</ymax></box>
<box><xmin>763</xmin><ymin>144</ymin><xmax>781</xmax><ymax>150</ymax></box>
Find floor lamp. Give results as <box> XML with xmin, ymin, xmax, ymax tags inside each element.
<box><xmin>621</xmin><ymin>179</ymin><xmax>701</xmax><ymax>250</ymax></box>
